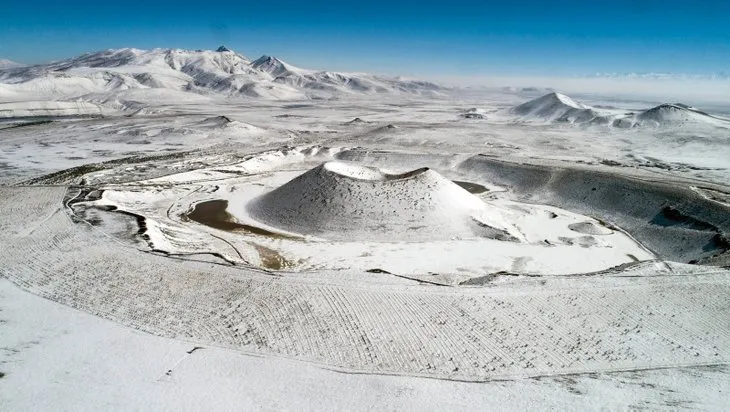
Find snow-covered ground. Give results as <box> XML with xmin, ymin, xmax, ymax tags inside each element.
<box><xmin>1</xmin><ymin>47</ymin><xmax>730</xmax><ymax>410</ymax></box>
<box><xmin>2</xmin><ymin>278</ymin><xmax>728</xmax><ymax>411</ymax></box>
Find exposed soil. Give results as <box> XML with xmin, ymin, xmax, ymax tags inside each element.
<box><xmin>253</xmin><ymin>244</ymin><xmax>295</xmax><ymax>270</ymax></box>
<box><xmin>651</xmin><ymin>206</ymin><xmax>719</xmax><ymax>232</ymax></box>
<box><xmin>453</xmin><ymin>180</ymin><xmax>489</xmax><ymax>194</ymax></box>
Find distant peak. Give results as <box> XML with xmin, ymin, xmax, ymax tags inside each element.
<box><xmin>545</xmin><ymin>91</ymin><xmax>568</xmax><ymax>100</ymax></box>
<box><xmin>647</xmin><ymin>103</ymin><xmax>687</xmax><ymax>112</ymax></box>
<box><xmin>251</xmin><ymin>55</ymin><xmax>298</xmax><ymax>77</ymax></box>
<box><xmin>510</xmin><ymin>91</ymin><xmax>593</xmax><ymax>120</ymax></box>
<box><xmin>216</xmin><ymin>45</ymin><xmax>231</xmax><ymax>52</ymax></box>
<box><xmin>541</xmin><ymin>92</ymin><xmax>585</xmax><ymax>109</ymax></box>
<box><xmin>0</xmin><ymin>58</ymin><xmax>24</xmax><ymax>69</ymax></box>
<box><xmin>253</xmin><ymin>55</ymin><xmax>277</xmax><ymax>64</ymax></box>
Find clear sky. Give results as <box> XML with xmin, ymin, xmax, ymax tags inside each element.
<box><xmin>1</xmin><ymin>0</ymin><xmax>728</xmax><ymax>78</ymax></box>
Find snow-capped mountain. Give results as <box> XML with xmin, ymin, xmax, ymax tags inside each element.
<box><xmin>250</xmin><ymin>55</ymin><xmax>442</xmax><ymax>95</ymax></box>
<box><xmin>251</xmin><ymin>55</ymin><xmax>305</xmax><ymax>78</ymax></box>
<box><xmin>0</xmin><ymin>47</ymin><xmax>444</xmax><ymax>105</ymax></box>
<box><xmin>0</xmin><ymin>59</ymin><xmax>24</xmax><ymax>70</ymax></box>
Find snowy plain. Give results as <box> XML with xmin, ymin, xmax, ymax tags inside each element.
<box><xmin>1</xmin><ymin>47</ymin><xmax>730</xmax><ymax>410</ymax></box>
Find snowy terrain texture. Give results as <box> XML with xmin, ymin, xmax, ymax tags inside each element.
<box><xmin>1</xmin><ymin>46</ymin><xmax>729</xmax><ymax>411</ymax></box>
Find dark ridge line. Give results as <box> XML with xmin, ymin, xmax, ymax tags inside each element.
<box><xmin>366</xmin><ymin>269</ymin><xmax>451</xmax><ymax>286</ymax></box>
<box><xmin>21</xmin><ymin>150</ymin><xmax>194</xmax><ymax>185</ymax></box>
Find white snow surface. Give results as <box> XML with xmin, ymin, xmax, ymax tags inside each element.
<box><xmin>3</xmin><ymin>278</ymin><xmax>727</xmax><ymax>411</ymax></box>
<box><xmin>1</xmin><ymin>53</ymin><xmax>730</xmax><ymax>410</ymax></box>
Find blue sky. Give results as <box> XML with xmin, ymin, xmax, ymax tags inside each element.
<box><xmin>1</xmin><ymin>0</ymin><xmax>728</xmax><ymax>77</ymax></box>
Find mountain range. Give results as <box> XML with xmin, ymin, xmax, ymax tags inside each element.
<box><xmin>0</xmin><ymin>46</ymin><xmax>443</xmax><ymax>105</ymax></box>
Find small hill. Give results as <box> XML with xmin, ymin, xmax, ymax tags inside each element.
<box><xmin>613</xmin><ymin>103</ymin><xmax>730</xmax><ymax>128</ymax></box>
<box><xmin>510</xmin><ymin>92</ymin><xmax>601</xmax><ymax>123</ymax></box>
<box><xmin>246</xmin><ymin>161</ymin><xmax>521</xmax><ymax>242</ymax></box>
<box><xmin>636</xmin><ymin>104</ymin><xmax>723</xmax><ymax>126</ymax></box>
<box><xmin>462</xmin><ymin>108</ymin><xmax>487</xmax><ymax>119</ymax></box>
